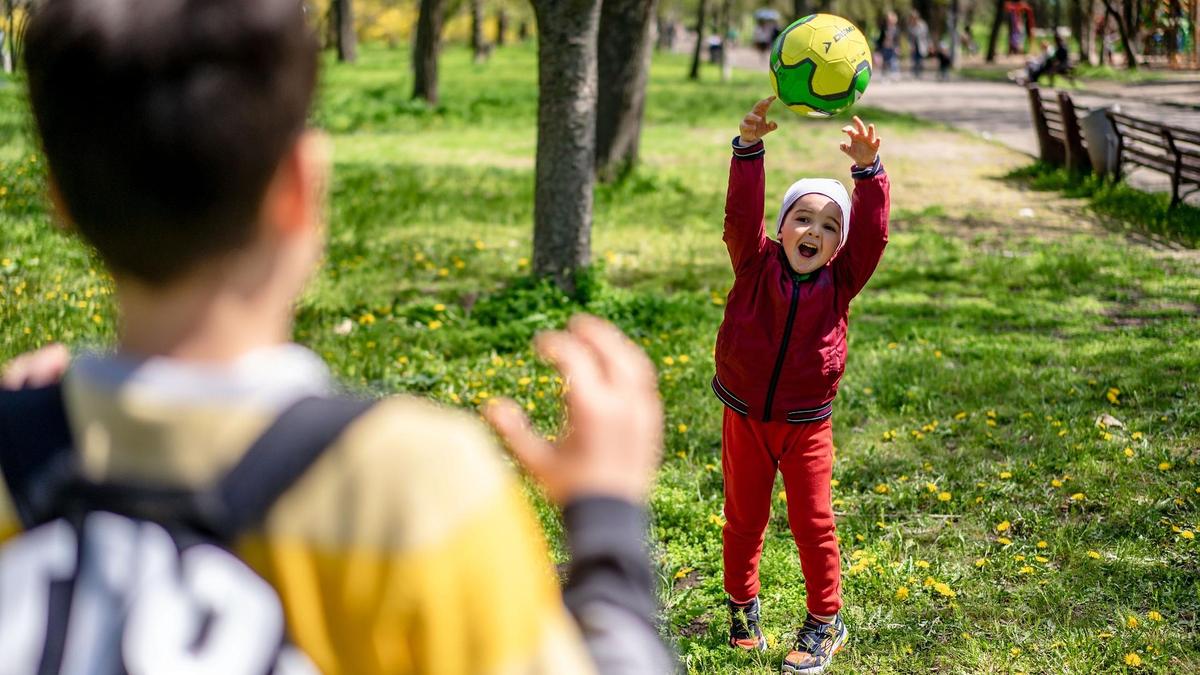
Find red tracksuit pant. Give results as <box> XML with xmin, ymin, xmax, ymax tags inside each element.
<box><xmin>721</xmin><ymin>408</ymin><xmax>842</xmax><ymax>617</ymax></box>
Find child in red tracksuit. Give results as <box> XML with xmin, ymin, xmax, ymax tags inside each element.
<box><xmin>712</xmin><ymin>96</ymin><xmax>889</xmax><ymax>674</ymax></box>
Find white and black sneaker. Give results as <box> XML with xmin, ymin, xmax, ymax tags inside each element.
<box><xmin>781</xmin><ymin>613</ymin><xmax>848</xmax><ymax>674</ymax></box>
<box><xmin>727</xmin><ymin>597</ymin><xmax>768</xmax><ymax>652</ymax></box>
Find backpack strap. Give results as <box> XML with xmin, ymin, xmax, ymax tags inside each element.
<box><xmin>0</xmin><ymin>384</ymin><xmax>73</xmax><ymax>528</ymax></box>
<box><xmin>199</xmin><ymin>396</ymin><xmax>376</xmax><ymax>541</ymax></box>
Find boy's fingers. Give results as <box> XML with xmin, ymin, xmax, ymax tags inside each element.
<box><xmin>766</xmin><ymin>121</ymin><xmax>778</xmax><ymax>132</ymax></box>
<box><xmin>751</xmin><ymin>96</ymin><xmax>775</xmax><ymax>116</ymax></box>
<box><xmin>853</xmin><ymin>116</ymin><xmax>868</xmax><ymax>136</ymax></box>
<box><xmin>867</xmin><ymin>123</ymin><xmax>877</xmax><ymax>141</ymax></box>
<box><xmin>839</xmin><ymin>142</ymin><xmax>853</xmax><ymax>155</ymax></box>
<box><xmin>567</xmin><ymin>315</ymin><xmax>656</xmax><ymax>391</ymax></box>
<box><xmin>484</xmin><ymin>398</ymin><xmax>556</xmax><ymax>481</ymax></box>
<box><xmin>841</xmin><ymin>125</ymin><xmax>859</xmax><ymax>139</ymax></box>
<box><xmin>536</xmin><ymin>330</ymin><xmax>603</xmax><ymax>396</ymax></box>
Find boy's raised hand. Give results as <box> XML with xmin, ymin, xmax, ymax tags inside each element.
<box><xmin>485</xmin><ymin>315</ymin><xmax>663</xmax><ymax>506</ymax></box>
<box><xmin>739</xmin><ymin>96</ymin><xmax>778</xmax><ymax>146</ymax></box>
<box><xmin>840</xmin><ymin>115</ymin><xmax>882</xmax><ymax>167</ymax></box>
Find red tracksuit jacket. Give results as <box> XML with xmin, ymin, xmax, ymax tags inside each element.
<box><xmin>711</xmin><ymin>138</ymin><xmax>890</xmax><ymax>423</ymax></box>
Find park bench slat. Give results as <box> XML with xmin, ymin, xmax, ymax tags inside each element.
<box><xmin>1107</xmin><ymin>110</ymin><xmax>1200</xmax><ymax>207</ymax></box>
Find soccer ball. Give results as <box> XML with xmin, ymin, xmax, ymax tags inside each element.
<box><xmin>769</xmin><ymin>14</ymin><xmax>872</xmax><ymax>118</ymax></box>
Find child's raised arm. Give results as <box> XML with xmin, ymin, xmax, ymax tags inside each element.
<box><xmin>834</xmin><ymin>116</ymin><xmax>890</xmax><ymax>300</ymax></box>
<box><xmin>725</xmin><ymin>96</ymin><xmax>778</xmax><ymax>276</ymax></box>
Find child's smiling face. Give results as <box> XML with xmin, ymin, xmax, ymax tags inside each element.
<box><xmin>779</xmin><ymin>193</ymin><xmax>843</xmax><ymax>274</ymax></box>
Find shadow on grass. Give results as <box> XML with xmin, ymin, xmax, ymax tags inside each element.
<box><xmin>1001</xmin><ymin>162</ymin><xmax>1200</xmax><ymax>249</ymax></box>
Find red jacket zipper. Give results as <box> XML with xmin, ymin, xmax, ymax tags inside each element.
<box><xmin>761</xmin><ymin>274</ymin><xmax>802</xmax><ymax>422</ymax></box>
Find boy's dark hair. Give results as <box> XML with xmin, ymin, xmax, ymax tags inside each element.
<box><xmin>25</xmin><ymin>0</ymin><xmax>319</xmax><ymax>284</ymax></box>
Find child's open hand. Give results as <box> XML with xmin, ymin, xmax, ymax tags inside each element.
<box><xmin>739</xmin><ymin>96</ymin><xmax>778</xmax><ymax>146</ymax></box>
<box><xmin>840</xmin><ymin>116</ymin><xmax>882</xmax><ymax>167</ymax></box>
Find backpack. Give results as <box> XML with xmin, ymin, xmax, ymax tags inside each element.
<box><xmin>0</xmin><ymin>384</ymin><xmax>374</xmax><ymax>675</ymax></box>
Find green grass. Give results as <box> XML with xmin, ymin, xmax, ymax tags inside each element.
<box><xmin>1007</xmin><ymin>162</ymin><xmax>1200</xmax><ymax>248</ymax></box>
<box><xmin>2</xmin><ymin>44</ymin><xmax>1199</xmax><ymax>673</ymax></box>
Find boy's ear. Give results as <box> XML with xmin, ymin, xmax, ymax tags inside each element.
<box><xmin>262</xmin><ymin>130</ymin><xmax>331</xmax><ymax>239</ymax></box>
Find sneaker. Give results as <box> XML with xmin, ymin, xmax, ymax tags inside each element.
<box><xmin>781</xmin><ymin>614</ymin><xmax>848</xmax><ymax>674</ymax></box>
<box><xmin>727</xmin><ymin>597</ymin><xmax>767</xmax><ymax>651</ymax></box>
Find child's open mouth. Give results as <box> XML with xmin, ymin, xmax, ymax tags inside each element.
<box><xmin>798</xmin><ymin>243</ymin><xmax>819</xmax><ymax>259</ymax></box>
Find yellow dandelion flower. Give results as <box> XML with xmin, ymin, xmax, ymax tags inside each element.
<box><xmin>933</xmin><ymin>582</ymin><xmax>955</xmax><ymax>597</ymax></box>
<box><xmin>1070</xmin><ymin>493</ymin><xmax>1086</xmax><ymax>501</ymax></box>
<box><xmin>1019</xmin><ymin>566</ymin><xmax>1034</xmax><ymax>574</ymax></box>
<box><xmin>433</xmin><ymin>303</ymin><xmax>446</xmax><ymax>312</ymax></box>
<box><xmin>974</xmin><ymin>558</ymin><xmax>988</xmax><ymax>567</ymax></box>
<box><xmin>525</xmin><ymin>402</ymin><xmax>536</xmax><ymax>411</ymax></box>
<box><xmin>1124</xmin><ymin>447</ymin><xmax>1135</xmax><ymax>458</ymax></box>
<box><xmin>938</xmin><ymin>491</ymin><xmax>952</xmax><ymax>502</ymax></box>
<box><xmin>999</xmin><ymin>471</ymin><xmax>1012</xmax><ymax>479</ymax></box>
<box><xmin>674</xmin><ymin>567</ymin><xmax>694</xmax><ymax>579</ymax></box>
<box><xmin>986</xmin><ymin>419</ymin><xmax>998</xmax><ymax>427</ymax></box>
<box><xmin>1125</xmin><ymin>653</ymin><xmax>1142</xmax><ymax>667</ymax></box>
<box><xmin>887</xmin><ymin>342</ymin><xmax>898</xmax><ymax>349</ymax></box>
<box><xmin>1147</xmin><ymin>611</ymin><xmax>1162</xmax><ymax>622</ymax></box>
<box><xmin>427</xmin><ymin>320</ymin><xmax>443</xmax><ymax>330</ymax></box>
<box><xmin>954</xmin><ymin>411</ymin><xmax>967</xmax><ymax>420</ymax></box>
<box><xmin>1087</xmin><ymin>550</ymin><xmax>1102</xmax><ymax>559</ymax></box>
<box><xmin>987</xmin><ymin>409</ymin><xmax>997</xmax><ymax>419</ymax></box>
<box><xmin>474</xmin><ymin>240</ymin><xmax>486</xmax><ymax>250</ymax></box>
<box><xmin>1052</xmin><ymin>479</ymin><xmax>1063</xmax><ymax>488</ymax></box>
<box><xmin>874</xmin><ymin>484</ymin><xmax>890</xmax><ymax>494</ymax></box>
<box><xmin>678</xmin><ymin>355</ymin><xmax>690</xmax><ymax>364</ymax></box>
<box><xmin>996</xmin><ymin>520</ymin><xmax>1011</xmax><ymax>532</ymax></box>
<box><xmin>1097</xmin><ymin>631</ymin><xmax>1114</xmax><ymax>639</ymax></box>
<box><xmin>677</xmin><ymin>424</ymin><xmax>688</xmax><ymax>434</ymax></box>
<box><xmin>517</xmin><ymin>258</ymin><xmax>529</xmax><ymax>268</ymax></box>
<box><xmin>830</xmin><ymin>479</ymin><xmax>840</xmax><ymax>487</ymax></box>
<box><xmin>778</xmin><ymin>491</ymin><xmax>787</xmax><ymax>502</ymax></box>
<box><xmin>661</xmin><ymin>356</ymin><xmax>675</xmax><ymax>366</ymax></box>
<box><xmin>915</xmin><ymin>560</ymin><xmax>930</xmax><ymax>569</ymax></box>
<box><xmin>518</xmin><ymin>376</ymin><xmax>532</xmax><ymax>386</ymax></box>
<box><xmin>894</xmin><ymin>586</ymin><xmax>910</xmax><ymax>600</ymax></box>
<box><xmin>709</xmin><ymin>514</ymin><xmax>725</xmax><ymax>527</ymax></box>
<box><xmin>1034</xmin><ymin>556</ymin><xmax>1049</xmax><ymax>563</ymax></box>
<box><xmin>1131</xmin><ymin>431</ymin><xmax>1143</xmax><ymax>440</ymax></box>
<box><xmin>934</xmin><ymin>350</ymin><xmax>943</xmax><ymax>358</ymax></box>
<box><xmin>1158</xmin><ymin>462</ymin><xmax>1172</xmax><ymax>471</ymax></box>
<box><xmin>1126</xmin><ymin>616</ymin><xmax>1139</xmax><ymax>629</ymax></box>
<box><xmin>1036</xmin><ymin>540</ymin><xmax>1048</xmax><ymax>549</ymax></box>
<box><xmin>997</xmin><ymin>537</ymin><xmax>1013</xmax><ymax>545</ymax></box>
<box><xmin>1010</xmin><ymin>648</ymin><xmax>1021</xmax><ymax>656</ymax></box>
<box><xmin>438</xmin><ymin>268</ymin><xmax>450</xmax><ymax>277</ymax></box>
<box><xmin>1182</xmin><ymin>530</ymin><xmax>1195</xmax><ymax>540</ymax></box>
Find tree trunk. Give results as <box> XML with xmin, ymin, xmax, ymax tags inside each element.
<box><xmin>793</xmin><ymin>0</ymin><xmax>810</xmax><ymax>20</ymax></box>
<box><xmin>689</xmin><ymin>0</ymin><xmax>707</xmax><ymax>79</ymax></box>
<box><xmin>1103</xmin><ymin>0</ymin><xmax>1138</xmax><ymax>68</ymax></box>
<box><xmin>986</xmin><ymin>0</ymin><xmax>1005</xmax><ymax>62</ymax></box>
<box><xmin>470</xmin><ymin>0</ymin><xmax>488</xmax><ymax>62</ymax></box>
<box><xmin>413</xmin><ymin>0</ymin><xmax>446</xmax><ymax>103</ymax></box>
<box><xmin>595</xmin><ymin>0</ymin><xmax>659</xmax><ymax>182</ymax></box>
<box><xmin>530</xmin><ymin>0</ymin><xmax>602</xmax><ymax>291</ymax></box>
<box><xmin>496</xmin><ymin>8</ymin><xmax>507</xmax><ymax>46</ymax></box>
<box><xmin>334</xmin><ymin>0</ymin><xmax>357</xmax><ymax>63</ymax></box>
<box><xmin>1070</xmin><ymin>0</ymin><xmax>1086</xmax><ymax>62</ymax></box>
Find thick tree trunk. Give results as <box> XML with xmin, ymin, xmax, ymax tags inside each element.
<box><xmin>1075</xmin><ymin>0</ymin><xmax>1097</xmax><ymax>64</ymax></box>
<box><xmin>689</xmin><ymin>0</ymin><xmax>707</xmax><ymax>79</ymax></box>
<box><xmin>1102</xmin><ymin>0</ymin><xmax>1138</xmax><ymax>68</ymax></box>
<box><xmin>530</xmin><ymin>0</ymin><xmax>602</xmax><ymax>291</ymax></box>
<box><xmin>496</xmin><ymin>9</ymin><xmax>507</xmax><ymax>46</ymax></box>
<box><xmin>595</xmin><ymin>0</ymin><xmax>659</xmax><ymax>182</ymax></box>
<box><xmin>986</xmin><ymin>0</ymin><xmax>1005</xmax><ymax>62</ymax></box>
<box><xmin>413</xmin><ymin>0</ymin><xmax>446</xmax><ymax>103</ymax></box>
<box><xmin>470</xmin><ymin>0</ymin><xmax>488</xmax><ymax>62</ymax></box>
<box><xmin>334</xmin><ymin>0</ymin><xmax>357</xmax><ymax>63</ymax></box>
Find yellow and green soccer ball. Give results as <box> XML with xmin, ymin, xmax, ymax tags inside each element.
<box><xmin>769</xmin><ymin>14</ymin><xmax>872</xmax><ymax>117</ymax></box>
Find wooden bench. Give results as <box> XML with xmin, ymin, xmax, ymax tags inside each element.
<box><xmin>1027</xmin><ymin>85</ymin><xmax>1090</xmax><ymax>173</ymax></box>
<box><xmin>1106</xmin><ymin>111</ymin><xmax>1200</xmax><ymax>208</ymax></box>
